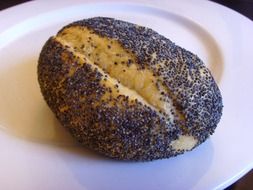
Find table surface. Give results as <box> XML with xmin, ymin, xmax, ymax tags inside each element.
<box><xmin>0</xmin><ymin>1</ymin><xmax>252</xmax><ymax>190</ymax></box>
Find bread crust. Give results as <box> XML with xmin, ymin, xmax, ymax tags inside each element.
<box><xmin>38</xmin><ymin>17</ymin><xmax>223</xmax><ymax>161</ymax></box>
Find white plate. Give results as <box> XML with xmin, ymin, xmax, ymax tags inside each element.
<box><xmin>0</xmin><ymin>0</ymin><xmax>253</xmax><ymax>189</ymax></box>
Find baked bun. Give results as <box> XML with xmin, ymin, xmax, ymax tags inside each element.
<box><xmin>38</xmin><ymin>17</ymin><xmax>223</xmax><ymax>161</ymax></box>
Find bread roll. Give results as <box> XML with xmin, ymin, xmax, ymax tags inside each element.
<box><xmin>38</xmin><ymin>17</ymin><xmax>223</xmax><ymax>161</ymax></box>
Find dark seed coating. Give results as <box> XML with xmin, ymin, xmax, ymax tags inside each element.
<box><xmin>38</xmin><ymin>17</ymin><xmax>223</xmax><ymax>161</ymax></box>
